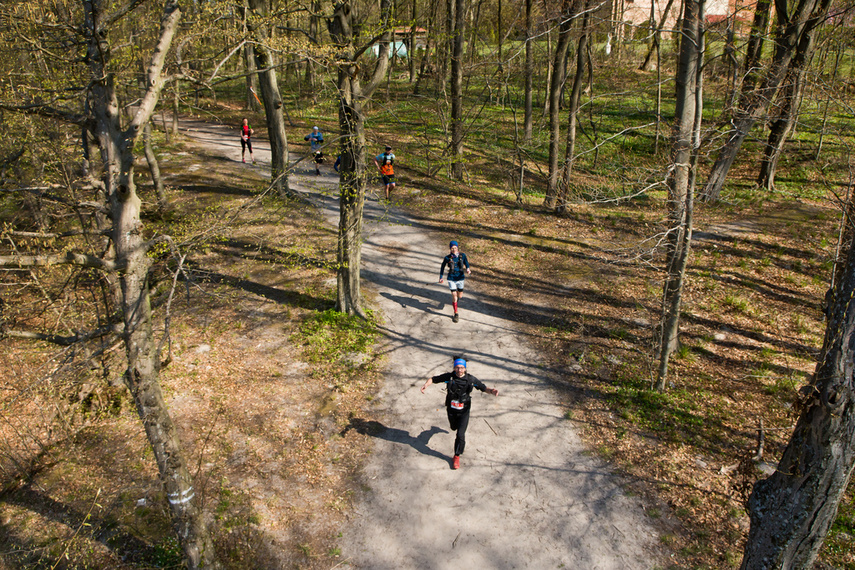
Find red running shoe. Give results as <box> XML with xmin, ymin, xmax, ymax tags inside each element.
<box><xmin>452</xmin><ymin>455</ymin><xmax>460</xmax><ymax>470</ymax></box>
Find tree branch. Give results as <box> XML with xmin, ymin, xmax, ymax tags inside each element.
<box><xmin>127</xmin><ymin>1</ymin><xmax>182</xmax><ymax>142</ymax></box>
<box><xmin>0</xmin><ymin>101</ymin><xmax>87</xmax><ymax>125</ymax></box>
<box><xmin>3</xmin><ymin>323</ymin><xmax>123</xmax><ymax>346</ymax></box>
<box><xmin>0</xmin><ymin>251</ymin><xmax>119</xmax><ymax>272</ymax></box>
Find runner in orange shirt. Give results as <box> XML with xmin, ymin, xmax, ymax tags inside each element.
<box><xmin>373</xmin><ymin>145</ymin><xmax>396</xmax><ymax>200</ymax></box>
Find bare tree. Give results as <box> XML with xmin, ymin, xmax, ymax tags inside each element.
<box><xmin>328</xmin><ymin>0</ymin><xmax>392</xmax><ymax>316</ymax></box>
<box><xmin>0</xmin><ymin>1</ymin><xmax>220</xmax><ymax>567</ymax></box>
<box><xmin>544</xmin><ymin>0</ymin><xmax>575</xmax><ymax>210</ymax></box>
<box><xmin>451</xmin><ymin>0</ymin><xmax>467</xmax><ymax>179</ymax></box>
<box><xmin>305</xmin><ymin>0</ymin><xmax>322</xmax><ymax>101</ymax></box>
<box><xmin>655</xmin><ymin>0</ymin><xmax>705</xmax><ymax>391</ymax></box>
<box><xmin>756</xmin><ymin>25</ymin><xmax>819</xmax><ymax>191</ymax></box>
<box><xmin>700</xmin><ymin>0</ymin><xmax>833</xmax><ymax>202</ymax></box>
<box><xmin>560</xmin><ymin>0</ymin><xmax>592</xmax><ymax>204</ymax></box>
<box><xmin>247</xmin><ymin>0</ymin><xmax>291</xmax><ymax>197</ymax></box>
<box><xmin>638</xmin><ymin>0</ymin><xmax>677</xmax><ymax>72</ymax></box>
<box><xmin>523</xmin><ymin>0</ymin><xmax>534</xmax><ymax>142</ymax></box>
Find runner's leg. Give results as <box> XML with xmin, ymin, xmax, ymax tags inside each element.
<box><xmin>453</xmin><ymin>408</ymin><xmax>470</xmax><ymax>456</ymax></box>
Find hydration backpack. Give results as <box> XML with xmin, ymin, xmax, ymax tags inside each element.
<box><xmin>448</xmin><ymin>253</ymin><xmax>466</xmax><ymax>276</ymax></box>
<box><xmin>447</xmin><ymin>375</ymin><xmax>471</xmax><ymax>404</ymax></box>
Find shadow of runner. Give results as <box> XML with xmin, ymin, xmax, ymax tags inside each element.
<box><xmin>342</xmin><ymin>419</ymin><xmax>449</xmax><ymax>461</ymax></box>
<box><xmin>379</xmin><ymin>290</ymin><xmax>444</xmax><ymax>314</ymax></box>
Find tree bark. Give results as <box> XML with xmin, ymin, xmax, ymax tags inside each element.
<box><xmin>328</xmin><ymin>0</ymin><xmax>391</xmax><ymax>316</ymax></box>
<box><xmin>544</xmin><ymin>0</ymin><xmax>574</xmax><ymax>210</ymax></box>
<box><xmin>739</xmin><ymin>218</ymin><xmax>855</xmax><ymax>568</ymax></box>
<box><xmin>83</xmin><ymin>1</ymin><xmax>220</xmax><ymax>567</ymax></box>
<box><xmin>450</xmin><ymin>0</ymin><xmax>466</xmax><ymax>180</ymax></box>
<box><xmin>655</xmin><ymin>0</ymin><xmax>704</xmax><ymax>391</ymax></box>
<box><xmin>247</xmin><ymin>0</ymin><xmax>291</xmax><ymax>197</ymax></box>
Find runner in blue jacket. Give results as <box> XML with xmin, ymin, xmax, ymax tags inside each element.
<box><xmin>439</xmin><ymin>240</ymin><xmax>470</xmax><ymax>322</ymax></box>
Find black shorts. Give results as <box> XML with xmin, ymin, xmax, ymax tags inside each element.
<box><xmin>381</xmin><ymin>174</ymin><xmax>396</xmax><ymax>185</ymax></box>
<box><xmin>313</xmin><ymin>151</ymin><xmax>325</xmax><ymax>164</ymax></box>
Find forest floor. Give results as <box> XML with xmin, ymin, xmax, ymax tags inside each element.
<box><xmin>1</xmin><ymin>108</ymin><xmax>851</xmax><ymax>570</ymax></box>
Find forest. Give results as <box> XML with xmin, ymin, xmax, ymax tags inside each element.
<box><xmin>1</xmin><ymin>0</ymin><xmax>854</xmax><ymax>568</ymax></box>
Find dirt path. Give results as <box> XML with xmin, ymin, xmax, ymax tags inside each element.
<box><xmin>176</xmin><ymin>120</ymin><xmax>666</xmax><ymax>569</ymax></box>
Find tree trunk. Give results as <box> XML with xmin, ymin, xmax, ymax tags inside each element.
<box><xmin>816</xmin><ymin>44</ymin><xmax>843</xmax><ymax>160</ymax></box>
<box><xmin>496</xmin><ymin>0</ymin><xmax>502</xmax><ymax>71</ymax></box>
<box><xmin>723</xmin><ymin>23</ymin><xmax>739</xmax><ymax>110</ymax></box>
<box><xmin>438</xmin><ymin>0</ymin><xmax>451</xmax><ymax>95</ymax></box>
<box><xmin>757</xmin><ymin>25</ymin><xmax>817</xmax><ymax>191</ymax></box>
<box><xmin>335</xmin><ymin>77</ymin><xmax>367</xmax><ymax>317</ymax></box>
<box><xmin>305</xmin><ymin>0</ymin><xmax>321</xmax><ymax>102</ymax></box>
<box><xmin>244</xmin><ymin>44</ymin><xmax>261</xmax><ymax>112</ymax></box>
<box><xmin>523</xmin><ymin>0</ymin><xmax>533</xmax><ymax>143</ymax></box>
<box><xmin>408</xmin><ymin>3</ymin><xmax>417</xmax><ymax>83</ymax></box>
<box><xmin>328</xmin><ymin>0</ymin><xmax>391</xmax><ymax>316</ymax></box>
<box><xmin>756</xmin><ymin>69</ymin><xmax>805</xmax><ymax>191</ymax></box>
<box><xmin>638</xmin><ymin>0</ymin><xmax>676</xmax><ymax>72</ymax></box>
<box><xmin>739</xmin><ymin>219</ymin><xmax>855</xmax><ymax>568</ymax></box>
<box><xmin>247</xmin><ymin>0</ymin><xmax>290</xmax><ymax>197</ymax></box>
<box><xmin>450</xmin><ymin>0</ymin><xmax>466</xmax><ymax>180</ymax></box>
<box><xmin>655</xmin><ymin>0</ymin><xmax>704</xmax><ymax>391</ymax></box>
<box><xmin>700</xmin><ymin>0</ymin><xmax>832</xmax><ymax>203</ymax></box>
<box><xmin>542</xmin><ymin>15</ymin><xmax>552</xmax><ymax>118</ymax></box>
<box><xmin>143</xmin><ymin>121</ymin><xmax>166</xmax><ymax>206</ymax></box>
<box><xmin>560</xmin><ymin>0</ymin><xmax>591</xmax><ymax>202</ymax></box>
<box><xmin>742</xmin><ymin>0</ymin><xmax>773</xmax><ymax>94</ymax></box>
<box><xmin>83</xmin><ymin>1</ymin><xmax>219</xmax><ymax>567</ymax></box>
<box><xmin>544</xmin><ymin>0</ymin><xmax>573</xmax><ymax>209</ymax></box>
<box><xmin>172</xmin><ymin>84</ymin><xmax>179</xmax><ymax>139</ymax></box>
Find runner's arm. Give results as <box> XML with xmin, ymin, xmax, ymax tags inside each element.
<box><xmin>473</xmin><ymin>377</ymin><xmax>498</xmax><ymax>396</ymax></box>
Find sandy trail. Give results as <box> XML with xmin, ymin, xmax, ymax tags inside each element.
<box><xmin>176</xmin><ymin>119</ymin><xmax>666</xmax><ymax>569</ymax></box>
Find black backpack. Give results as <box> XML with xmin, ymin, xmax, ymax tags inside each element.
<box><xmin>448</xmin><ymin>253</ymin><xmax>466</xmax><ymax>275</ymax></box>
<box><xmin>447</xmin><ymin>375</ymin><xmax>471</xmax><ymax>403</ymax></box>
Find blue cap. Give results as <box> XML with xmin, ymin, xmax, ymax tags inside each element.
<box><xmin>453</xmin><ymin>358</ymin><xmax>466</xmax><ymax>368</ymax></box>
<box><xmin>449</xmin><ymin>240</ymin><xmax>458</xmax><ymax>248</ymax></box>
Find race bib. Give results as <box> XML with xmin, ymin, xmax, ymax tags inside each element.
<box><xmin>450</xmin><ymin>400</ymin><xmax>464</xmax><ymax>410</ymax></box>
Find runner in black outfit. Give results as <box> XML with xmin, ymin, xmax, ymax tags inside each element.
<box><xmin>421</xmin><ymin>357</ymin><xmax>498</xmax><ymax>470</ymax></box>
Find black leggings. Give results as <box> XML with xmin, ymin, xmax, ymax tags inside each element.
<box><xmin>447</xmin><ymin>406</ymin><xmax>470</xmax><ymax>456</ymax></box>
<box><xmin>241</xmin><ymin>138</ymin><xmax>252</xmax><ymax>152</ymax></box>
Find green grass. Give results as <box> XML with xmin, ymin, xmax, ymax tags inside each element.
<box><xmin>292</xmin><ymin>308</ymin><xmax>378</xmax><ymax>364</ymax></box>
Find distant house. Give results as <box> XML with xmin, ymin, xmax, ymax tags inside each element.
<box><xmin>394</xmin><ymin>27</ymin><xmax>427</xmax><ymax>50</ymax></box>
<box><xmin>371</xmin><ymin>27</ymin><xmax>428</xmax><ymax>59</ymax></box>
<box><xmin>617</xmin><ymin>0</ymin><xmax>753</xmax><ymax>37</ymax></box>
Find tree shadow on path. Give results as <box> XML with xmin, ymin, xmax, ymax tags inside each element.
<box><xmin>342</xmin><ymin>418</ymin><xmax>450</xmax><ymax>462</ymax></box>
